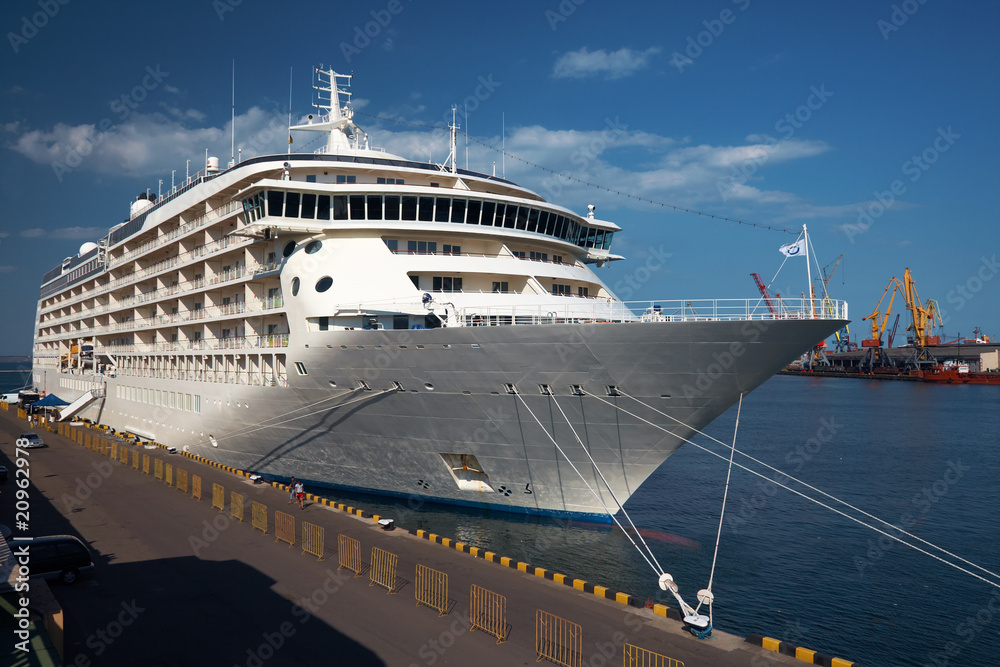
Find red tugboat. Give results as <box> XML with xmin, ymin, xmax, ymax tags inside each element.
<box><xmin>916</xmin><ymin>360</ymin><xmax>1000</xmax><ymax>385</ymax></box>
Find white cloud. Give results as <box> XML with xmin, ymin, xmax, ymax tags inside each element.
<box><xmin>4</xmin><ymin>105</ymin><xmax>292</xmax><ymax>179</ymax></box>
<box><xmin>553</xmin><ymin>47</ymin><xmax>660</xmax><ymax>80</ymax></box>
<box><xmin>0</xmin><ymin>231</ymin><xmax>9</xmax><ymax>239</ymax></box>
<box><xmin>20</xmin><ymin>228</ymin><xmax>45</xmax><ymax>238</ymax></box>
<box><xmin>0</xmin><ymin>265</ymin><xmax>16</xmax><ymax>273</ymax></box>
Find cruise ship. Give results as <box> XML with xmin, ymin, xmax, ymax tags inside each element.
<box><xmin>31</xmin><ymin>69</ymin><xmax>848</xmax><ymax>520</ymax></box>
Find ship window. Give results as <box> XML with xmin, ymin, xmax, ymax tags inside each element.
<box><xmin>492</xmin><ymin>203</ymin><xmax>505</xmax><ymax>227</ymax></box>
<box><xmin>443</xmin><ymin>244</ymin><xmax>460</xmax><ymax>255</ymax></box>
<box><xmin>316</xmin><ymin>276</ymin><xmax>332</xmax><ymax>292</ymax></box>
<box><xmin>349</xmin><ymin>195</ymin><xmax>365</xmax><ymax>220</ymax></box>
<box><xmin>541</xmin><ymin>211</ymin><xmax>553</xmax><ymax>235</ymax></box>
<box><xmin>515</xmin><ymin>206</ymin><xmax>528</xmax><ymax>230</ymax></box>
<box><xmin>578</xmin><ymin>286</ymin><xmax>588</xmax><ymax>297</ymax></box>
<box><xmin>435</xmin><ymin>198</ymin><xmax>451</xmax><ymax>222</ymax></box>
<box><xmin>402</xmin><ymin>196</ymin><xmax>417</xmax><ymax>221</ymax></box>
<box><xmin>385</xmin><ymin>239</ymin><xmax>398</xmax><ymax>252</ymax></box>
<box><xmin>294</xmin><ymin>362</ymin><xmax>308</xmax><ymax>375</ymax></box>
<box><xmin>432</xmin><ymin>276</ymin><xmax>462</xmax><ymax>292</ymax></box>
<box><xmin>306</xmin><ymin>174</ymin><xmax>316</xmax><ymax>183</ymax></box>
<box><xmin>480</xmin><ymin>201</ymin><xmax>495</xmax><ymax>226</ymax></box>
<box><xmin>539</xmin><ymin>384</ymin><xmax>553</xmax><ymax>395</ymax></box>
<box><xmin>466</xmin><ymin>200</ymin><xmax>481</xmax><ymax>224</ymax></box>
<box><xmin>492</xmin><ymin>281</ymin><xmax>508</xmax><ymax>293</ymax></box>
<box><xmin>284</xmin><ymin>192</ymin><xmax>300</xmax><ymax>218</ymax></box>
<box><xmin>587</xmin><ymin>227</ymin><xmax>597</xmax><ymax>247</ymax></box>
<box><xmin>333</xmin><ymin>195</ymin><xmax>348</xmax><ymax>220</ymax></box>
<box><xmin>282</xmin><ymin>241</ymin><xmax>296</xmax><ymax>257</ymax></box>
<box><xmin>305</xmin><ymin>240</ymin><xmax>322</xmax><ymax>254</ymax></box>
<box><xmin>301</xmin><ymin>193</ymin><xmax>316</xmax><ymax>219</ymax></box>
<box><xmin>291</xmin><ymin>277</ymin><xmax>300</xmax><ymax>296</ymax></box>
<box><xmin>450</xmin><ymin>198</ymin><xmax>466</xmax><ymax>223</ymax></box>
<box><xmin>316</xmin><ymin>195</ymin><xmax>331</xmax><ymax>220</ymax></box>
<box><xmin>418</xmin><ymin>197</ymin><xmax>434</xmax><ymax>221</ymax></box>
<box><xmin>527</xmin><ymin>208</ymin><xmax>539</xmax><ymax>232</ymax></box>
<box><xmin>267</xmin><ymin>190</ymin><xmax>284</xmax><ymax>217</ymax></box>
<box><xmin>502</xmin><ymin>205</ymin><xmax>516</xmax><ymax>228</ymax></box>
<box><xmin>319</xmin><ymin>316</ymin><xmax>329</xmax><ymax>331</ymax></box>
<box><xmin>393</xmin><ymin>315</ymin><xmax>409</xmax><ymax>329</ymax></box>
<box><xmin>603</xmin><ymin>231</ymin><xmax>613</xmax><ymax>249</ymax></box>
<box><xmin>384</xmin><ymin>195</ymin><xmax>400</xmax><ymax>220</ymax></box>
<box><xmin>554</xmin><ymin>216</ymin><xmax>565</xmax><ymax>238</ymax></box>
<box><xmin>409</xmin><ymin>275</ymin><xmax>419</xmax><ymax>289</ymax></box>
<box><xmin>367</xmin><ymin>195</ymin><xmax>383</xmax><ymax>220</ymax></box>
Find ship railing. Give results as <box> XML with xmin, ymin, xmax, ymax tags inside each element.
<box><xmin>457</xmin><ymin>298</ymin><xmax>847</xmax><ymax>327</ymax></box>
<box><xmin>98</xmin><ymin>333</ymin><xmax>289</xmax><ymax>356</ymax></box>
<box><xmin>109</xmin><ymin>200</ymin><xmax>242</xmax><ymax>268</ymax></box>
<box><xmin>38</xmin><ymin>261</ymin><xmax>279</xmax><ymax>329</ymax></box>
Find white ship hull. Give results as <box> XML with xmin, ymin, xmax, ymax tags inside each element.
<box><xmin>36</xmin><ymin>318</ymin><xmax>842</xmax><ymax>520</ymax></box>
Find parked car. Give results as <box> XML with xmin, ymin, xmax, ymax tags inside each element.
<box><xmin>26</xmin><ymin>535</ymin><xmax>95</xmax><ymax>584</ymax></box>
<box><xmin>16</xmin><ymin>433</ymin><xmax>46</xmax><ymax>449</ymax></box>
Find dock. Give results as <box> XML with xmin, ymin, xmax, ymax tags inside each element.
<box><xmin>0</xmin><ymin>407</ymin><xmax>860</xmax><ymax>666</ymax></box>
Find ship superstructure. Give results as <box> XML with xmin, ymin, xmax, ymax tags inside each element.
<box><xmin>32</xmin><ymin>69</ymin><xmax>848</xmax><ymax>519</ymax></box>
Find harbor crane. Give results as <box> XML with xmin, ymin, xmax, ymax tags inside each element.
<box><xmin>861</xmin><ymin>276</ymin><xmax>905</xmax><ymax>370</ymax></box>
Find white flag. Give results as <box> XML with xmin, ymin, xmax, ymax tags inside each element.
<box><xmin>779</xmin><ymin>239</ymin><xmax>806</xmax><ymax>258</ymax></box>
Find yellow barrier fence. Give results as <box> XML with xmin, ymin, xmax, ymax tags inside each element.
<box><xmin>176</xmin><ymin>469</ymin><xmax>188</xmax><ymax>493</ymax></box>
<box><xmin>230</xmin><ymin>492</ymin><xmax>244</xmax><ymax>522</ymax></box>
<box><xmin>370</xmin><ymin>547</ymin><xmax>398</xmax><ymax>594</ymax></box>
<box><xmin>337</xmin><ymin>534</ymin><xmax>363</xmax><ymax>577</ymax></box>
<box><xmin>211</xmin><ymin>483</ymin><xmax>224</xmax><ymax>511</ymax></box>
<box><xmin>251</xmin><ymin>501</ymin><xmax>268</xmax><ymax>534</ymax></box>
<box><xmin>275</xmin><ymin>511</ymin><xmax>295</xmax><ymax>547</ymax></box>
<box><xmin>535</xmin><ymin>609</ymin><xmax>582</xmax><ymax>667</ymax></box>
<box><xmin>192</xmin><ymin>475</ymin><xmax>202</xmax><ymax>501</ymax></box>
<box><xmin>110</xmin><ymin>441</ymin><xmax>118</xmax><ymax>460</ymax></box>
<box><xmin>623</xmin><ymin>644</ymin><xmax>685</xmax><ymax>667</ymax></box>
<box><xmin>415</xmin><ymin>564</ymin><xmax>448</xmax><ymax>616</ymax></box>
<box><xmin>84</xmin><ymin>434</ymin><xmax>91</xmax><ymax>449</ymax></box>
<box><xmin>302</xmin><ymin>522</ymin><xmax>325</xmax><ymax>561</ymax></box>
<box><xmin>154</xmin><ymin>459</ymin><xmax>163</xmax><ymax>481</ymax></box>
<box><xmin>164</xmin><ymin>463</ymin><xmax>173</xmax><ymax>487</ymax></box>
<box><xmin>119</xmin><ymin>447</ymin><xmax>128</xmax><ymax>465</ymax></box>
<box><xmin>133</xmin><ymin>450</ymin><xmax>140</xmax><ymax>470</ymax></box>
<box><xmin>470</xmin><ymin>585</ymin><xmax>507</xmax><ymax>644</ymax></box>
<box><xmin>142</xmin><ymin>455</ymin><xmax>150</xmax><ymax>475</ymax></box>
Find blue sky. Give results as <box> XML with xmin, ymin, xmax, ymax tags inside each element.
<box><xmin>1</xmin><ymin>0</ymin><xmax>998</xmax><ymax>355</ymax></box>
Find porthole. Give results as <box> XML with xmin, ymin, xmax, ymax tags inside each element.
<box><xmin>316</xmin><ymin>276</ymin><xmax>332</xmax><ymax>292</ymax></box>
<box><xmin>424</xmin><ymin>382</ymin><xmax>435</xmax><ymax>391</ymax></box>
<box><xmin>282</xmin><ymin>241</ymin><xmax>296</xmax><ymax>257</ymax></box>
<box><xmin>306</xmin><ymin>240</ymin><xmax>322</xmax><ymax>254</ymax></box>
<box><xmin>291</xmin><ymin>277</ymin><xmax>300</xmax><ymax>296</ymax></box>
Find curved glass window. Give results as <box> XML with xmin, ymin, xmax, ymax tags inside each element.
<box><xmin>435</xmin><ymin>198</ymin><xmax>451</xmax><ymax>222</ymax></box>
<box><xmin>305</xmin><ymin>240</ymin><xmax>322</xmax><ymax>254</ymax></box>
<box><xmin>349</xmin><ymin>195</ymin><xmax>365</xmax><ymax>220</ymax></box>
<box><xmin>333</xmin><ymin>195</ymin><xmax>348</xmax><ymax>220</ymax></box>
<box><xmin>282</xmin><ymin>241</ymin><xmax>296</xmax><ymax>258</ymax></box>
<box><xmin>466</xmin><ymin>200</ymin><xmax>481</xmax><ymax>224</ymax></box>
<box><xmin>384</xmin><ymin>196</ymin><xmax>400</xmax><ymax>220</ymax></box>
<box><xmin>402</xmin><ymin>196</ymin><xmax>417</xmax><ymax>221</ymax></box>
<box><xmin>291</xmin><ymin>277</ymin><xmax>300</xmax><ymax>296</ymax></box>
<box><xmin>367</xmin><ymin>195</ymin><xmax>383</xmax><ymax>220</ymax></box>
<box><xmin>316</xmin><ymin>276</ymin><xmax>332</xmax><ymax>293</ymax></box>
<box><xmin>418</xmin><ymin>197</ymin><xmax>434</xmax><ymax>222</ymax></box>
<box><xmin>450</xmin><ymin>198</ymin><xmax>466</xmax><ymax>223</ymax></box>
<box><xmin>480</xmin><ymin>201</ymin><xmax>495</xmax><ymax>226</ymax></box>
<box><xmin>316</xmin><ymin>195</ymin><xmax>331</xmax><ymax>220</ymax></box>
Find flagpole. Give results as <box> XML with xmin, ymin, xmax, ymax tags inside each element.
<box><xmin>803</xmin><ymin>223</ymin><xmax>813</xmax><ymax>318</ymax></box>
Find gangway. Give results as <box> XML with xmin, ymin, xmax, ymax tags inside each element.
<box><xmin>58</xmin><ymin>388</ymin><xmax>105</xmax><ymax>422</ymax></box>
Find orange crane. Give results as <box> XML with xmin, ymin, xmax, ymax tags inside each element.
<box><xmin>862</xmin><ymin>277</ymin><xmax>905</xmax><ymax>348</ymax></box>
<box><xmin>902</xmin><ymin>268</ymin><xmax>941</xmax><ymax>347</ymax></box>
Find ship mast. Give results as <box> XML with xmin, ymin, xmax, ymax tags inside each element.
<box><xmin>289</xmin><ymin>67</ymin><xmax>369</xmax><ymax>155</ymax></box>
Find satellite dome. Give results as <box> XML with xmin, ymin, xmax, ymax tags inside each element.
<box><xmin>79</xmin><ymin>242</ymin><xmax>98</xmax><ymax>256</ymax></box>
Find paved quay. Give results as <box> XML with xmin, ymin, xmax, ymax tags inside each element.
<box><xmin>0</xmin><ymin>408</ymin><xmax>809</xmax><ymax>667</ymax></box>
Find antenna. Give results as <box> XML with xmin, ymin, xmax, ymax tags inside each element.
<box><xmin>230</xmin><ymin>59</ymin><xmax>235</xmax><ymax>168</ymax></box>
<box><xmin>502</xmin><ymin>112</ymin><xmax>505</xmax><ymax>179</ymax></box>
<box><xmin>287</xmin><ymin>66</ymin><xmax>293</xmax><ymax>155</ymax></box>
<box><xmin>465</xmin><ymin>103</ymin><xmax>469</xmax><ymax>170</ymax></box>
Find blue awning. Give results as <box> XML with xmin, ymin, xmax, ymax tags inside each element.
<box><xmin>33</xmin><ymin>393</ymin><xmax>70</xmax><ymax>407</ymax></box>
